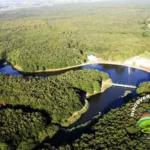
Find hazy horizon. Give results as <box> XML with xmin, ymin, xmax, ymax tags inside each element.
<box><xmin>0</xmin><ymin>0</ymin><xmax>150</xmax><ymax>10</ymax></box>
<box><xmin>1</xmin><ymin>0</ymin><xmax>149</xmax><ymax>5</ymax></box>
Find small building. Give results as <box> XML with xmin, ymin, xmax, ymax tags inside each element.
<box><xmin>87</xmin><ymin>54</ymin><xmax>99</xmax><ymax>62</ymax></box>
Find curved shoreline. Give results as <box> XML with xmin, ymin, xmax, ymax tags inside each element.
<box><xmin>86</xmin><ymin>79</ymin><xmax>113</xmax><ymax>97</ymax></box>
<box><xmin>2</xmin><ymin>61</ymin><xmax>150</xmax><ymax>131</ymax></box>
<box><xmin>13</xmin><ymin>61</ymin><xmax>150</xmax><ymax>74</ymax></box>
<box><xmin>2</xmin><ymin>60</ymin><xmax>150</xmax><ymax>128</ymax></box>
<box><xmin>62</xmin><ymin>79</ymin><xmax>112</xmax><ymax>127</ymax></box>
<box><xmin>62</xmin><ymin>99</ymin><xmax>89</xmax><ymax>127</ymax></box>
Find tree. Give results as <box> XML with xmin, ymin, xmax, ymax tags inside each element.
<box><xmin>93</xmin><ymin>81</ymin><xmax>101</xmax><ymax>92</ymax></box>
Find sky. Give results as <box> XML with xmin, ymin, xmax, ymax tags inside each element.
<box><xmin>0</xmin><ymin>0</ymin><xmax>110</xmax><ymax>8</ymax></box>
<box><xmin>0</xmin><ymin>0</ymin><xmax>150</xmax><ymax>8</ymax></box>
<box><xmin>0</xmin><ymin>0</ymin><xmax>109</xmax><ymax>5</ymax></box>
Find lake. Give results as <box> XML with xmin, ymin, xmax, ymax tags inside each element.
<box><xmin>0</xmin><ymin>62</ymin><xmax>150</xmax><ymax>127</ymax></box>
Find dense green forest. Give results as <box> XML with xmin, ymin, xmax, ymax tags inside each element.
<box><xmin>0</xmin><ymin>74</ymin><xmax>82</xmax><ymax>124</ymax></box>
<box><xmin>55</xmin><ymin>100</ymin><xmax>150</xmax><ymax>150</ymax></box>
<box><xmin>41</xmin><ymin>82</ymin><xmax>150</xmax><ymax>150</ymax></box>
<box><xmin>137</xmin><ymin>82</ymin><xmax>150</xmax><ymax>94</ymax></box>
<box><xmin>0</xmin><ymin>69</ymin><xmax>109</xmax><ymax>149</ymax></box>
<box><xmin>0</xmin><ymin>109</ymin><xmax>47</xmax><ymax>149</ymax></box>
<box><xmin>0</xmin><ymin>70</ymin><xmax>108</xmax><ymax>124</ymax></box>
<box><xmin>0</xmin><ymin>1</ymin><xmax>150</xmax><ymax>71</ymax></box>
<box><xmin>56</xmin><ymin>70</ymin><xmax>109</xmax><ymax>94</ymax></box>
<box><xmin>0</xmin><ymin>0</ymin><xmax>150</xmax><ymax>149</ymax></box>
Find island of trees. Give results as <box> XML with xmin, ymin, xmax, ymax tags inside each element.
<box><xmin>0</xmin><ymin>69</ymin><xmax>110</xmax><ymax>149</ymax></box>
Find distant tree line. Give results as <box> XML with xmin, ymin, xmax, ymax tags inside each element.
<box><xmin>0</xmin><ymin>3</ymin><xmax>150</xmax><ymax>71</ymax></box>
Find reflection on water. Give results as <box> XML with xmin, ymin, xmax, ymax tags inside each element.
<box><xmin>70</xmin><ymin>87</ymin><xmax>136</xmax><ymax>127</ymax></box>
<box><xmin>82</xmin><ymin>64</ymin><xmax>150</xmax><ymax>86</ymax></box>
<box><xmin>0</xmin><ymin>62</ymin><xmax>150</xmax><ymax>127</ymax></box>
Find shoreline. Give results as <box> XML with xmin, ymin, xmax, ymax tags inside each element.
<box><xmin>13</xmin><ymin>61</ymin><xmax>150</xmax><ymax>74</ymax></box>
<box><xmin>3</xmin><ymin>60</ymin><xmax>150</xmax><ymax>127</ymax></box>
<box><xmin>61</xmin><ymin>99</ymin><xmax>89</xmax><ymax>127</ymax></box>
<box><xmin>14</xmin><ymin>63</ymin><xmax>95</xmax><ymax>73</ymax></box>
<box><xmin>86</xmin><ymin>79</ymin><xmax>113</xmax><ymax>97</ymax></box>
<box><xmin>62</xmin><ymin>79</ymin><xmax>112</xmax><ymax>127</ymax></box>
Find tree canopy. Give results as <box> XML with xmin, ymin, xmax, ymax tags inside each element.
<box><xmin>0</xmin><ymin>69</ymin><xmax>109</xmax><ymax>149</ymax></box>
<box><xmin>0</xmin><ymin>2</ymin><xmax>150</xmax><ymax>71</ymax></box>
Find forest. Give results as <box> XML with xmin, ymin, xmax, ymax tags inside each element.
<box><xmin>0</xmin><ymin>1</ymin><xmax>150</xmax><ymax>71</ymax></box>
<box><xmin>40</xmin><ymin>82</ymin><xmax>150</xmax><ymax>150</ymax></box>
<box><xmin>0</xmin><ymin>0</ymin><xmax>150</xmax><ymax>149</ymax></box>
<box><xmin>56</xmin><ymin>70</ymin><xmax>109</xmax><ymax>94</ymax></box>
<box><xmin>0</xmin><ymin>69</ymin><xmax>109</xmax><ymax>149</ymax></box>
<box><xmin>136</xmin><ymin>82</ymin><xmax>150</xmax><ymax>94</ymax></box>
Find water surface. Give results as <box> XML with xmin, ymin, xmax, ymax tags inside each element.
<box><xmin>0</xmin><ymin>62</ymin><xmax>150</xmax><ymax>127</ymax></box>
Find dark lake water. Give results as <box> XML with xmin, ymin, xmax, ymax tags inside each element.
<box><xmin>0</xmin><ymin>65</ymin><xmax>20</xmax><ymax>76</ymax></box>
<box><xmin>0</xmin><ymin>62</ymin><xmax>150</xmax><ymax>127</ymax></box>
